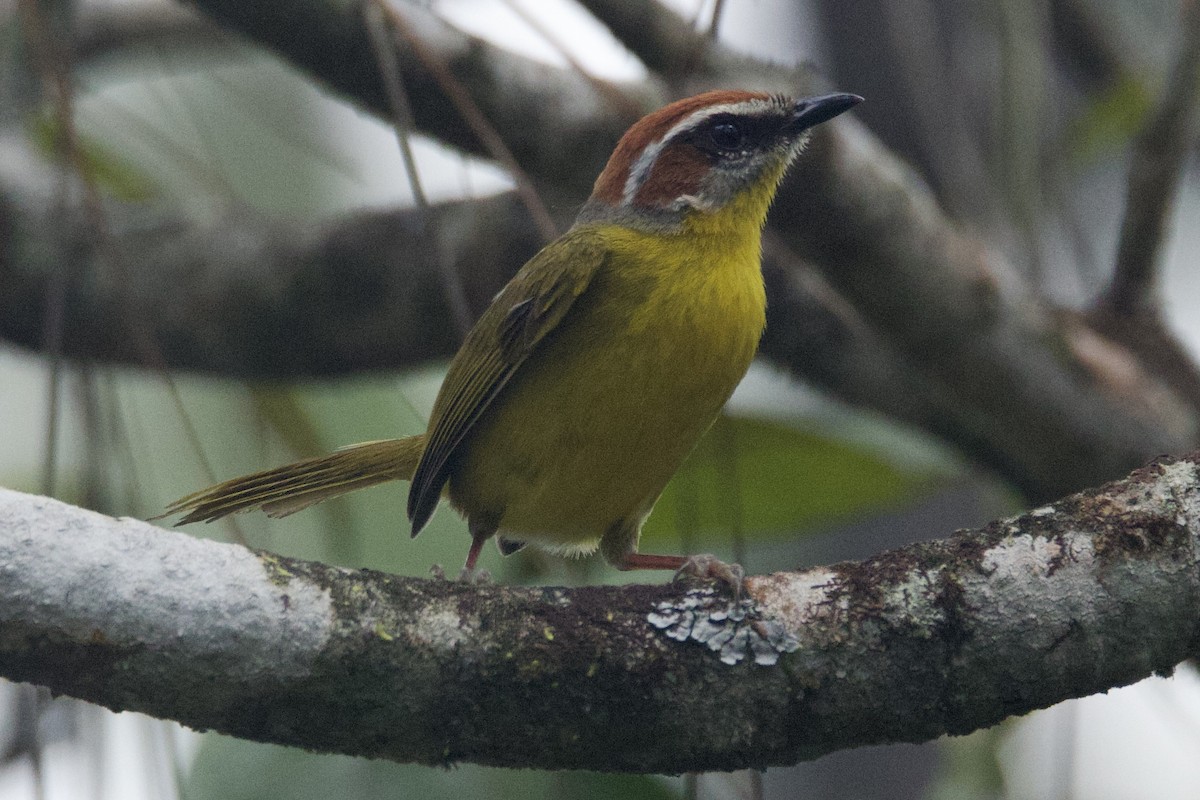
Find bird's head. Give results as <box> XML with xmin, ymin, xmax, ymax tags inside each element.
<box><xmin>577</xmin><ymin>90</ymin><xmax>862</xmax><ymax>232</ymax></box>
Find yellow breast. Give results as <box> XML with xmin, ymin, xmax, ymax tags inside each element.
<box><xmin>449</xmin><ymin>199</ymin><xmax>769</xmax><ymax>553</ymax></box>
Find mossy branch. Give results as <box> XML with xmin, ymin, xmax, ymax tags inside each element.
<box><xmin>3</xmin><ymin>453</ymin><xmax>1200</xmax><ymax>773</ymax></box>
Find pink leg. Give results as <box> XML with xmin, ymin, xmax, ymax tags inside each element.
<box><xmin>616</xmin><ymin>552</ymin><xmax>688</xmax><ymax>571</ymax></box>
<box><xmin>618</xmin><ymin>552</ymin><xmax>745</xmax><ymax>597</ymax></box>
<box><xmin>463</xmin><ymin>533</ymin><xmax>487</xmax><ymax>575</ymax></box>
<box><xmin>462</xmin><ymin>517</ymin><xmax>498</xmax><ymax>578</ymax></box>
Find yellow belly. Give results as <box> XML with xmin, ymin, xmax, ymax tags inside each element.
<box><xmin>447</xmin><ymin>221</ymin><xmax>767</xmax><ymax>554</ymax></box>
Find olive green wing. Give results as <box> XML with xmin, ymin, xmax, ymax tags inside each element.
<box><xmin>407</xmin><ymin>230</ymin><xmax>609</xmax><ymax>534</ymax></box>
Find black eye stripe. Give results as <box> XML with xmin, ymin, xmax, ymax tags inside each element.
<box><xmin>680</xmin><ymin>113</ymin><xmax>779</xmax><ymax>157</ymax></box>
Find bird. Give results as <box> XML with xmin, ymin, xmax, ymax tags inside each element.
<box><xmin>164</xmin><ymin>89</ymin><xmax>863</xmax><ymax>579</ymax></box>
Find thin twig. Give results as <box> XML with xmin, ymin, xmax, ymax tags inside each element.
<box><xmin>29</xmin><ymin>690</ymin><xmax>46</xmax><ymax>800</ymax></box>
<box><xmin>19</xmin><ymin>0</ymin><xmax>80</xmax><ymax>501</ymax></box>
<box><xmin>1102</xmin><ymin>0</ymin><xmax>1200</xmax><ymax>317</ymax></box>
<box><xmin>382</xmin><ymin>4</ymin><xmax>559</xmax><ymax>241</ymax></box>
<box><xmin>364</xmin><ymin>0</ymin><xmax>473</xmax><ymax>339</ymax></box>
<box><xmin>497</xmin><ymin>0</ymin><xmax>643</xmax><ymax>119</ymax></box>
<box><xmin>102</xmin><ymin>372</ymin><xmax>146</xmax><ymax>515</ymax></box>
<box><xmin>707</xmin><ymin>0</ymin><xmax>728</xmax><ymax>40</ymax></box>
<box><xmin>16</xmin><ymin>0</ymin><xmax>247</xmax><ymax>544</ymax></box>
<box><xmin>78</xmin><ymin>363</ymin><xmax>103</xmax><ymax>509</ymax></box>
<box><xmin>38</xmin><ymin>272</ymin><xmax>65</xmax><ymax>498</ymax></box>
<box><xmin>364</xmin><ymin>2</ymin><xmax>429</xmax><ymax>208</ymax></box>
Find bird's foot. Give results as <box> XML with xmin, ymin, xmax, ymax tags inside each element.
<box><xmin>430</xmin><ymin>563</ymin><xmax>493</xmax><ymax>584</ymax></box>
<box><xmin>458</xmin><ymin>567</ymin><xmax>494</xmax><ymax>584</ymax></box>
<box><xmin>672</xmin><ymin>554</ymin><xmax>746</xmax><ymax>601</ymax></box>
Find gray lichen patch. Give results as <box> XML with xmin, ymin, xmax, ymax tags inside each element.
<box><xmin>979</xmin><ymin>533</ymin><xmax>1081</xmax><ymax>583</ymax></box>
<box><xmin>404</xmin><ymin>603</ymin><xmax>477</xmax><ymax>651</ymax></box>
<box><xmin>648</xmin><ymin>588</ymin><xmax>799</xmax><ymax>666</ymax></box>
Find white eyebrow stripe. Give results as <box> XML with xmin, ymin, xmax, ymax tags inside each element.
<box><xmin>620</xmin><ymin>98</ymin><xmax>783</xmax><ymax>206</ymax></box>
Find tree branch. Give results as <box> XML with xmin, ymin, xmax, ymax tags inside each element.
<box><xmin>1080</xmin><ymin>0</ymin><xmax>1200</xmax><ymax>433</ymax></box>
<box><xmin>173</xmin><ymin>0</ymin><xmax>660</xmax><ymax>198</ymax></box>
<box><xmin>4</xmin><ymin>454</ymin><xmax>1200</xmax><ymax>772</ymax></box>
<box><xmin>1102</xmin><ymin>0</ymin><xmax>1200</xmax><ymax>318</ymax></box>
<box><xmin>779</xmin><ymin>121</ymin><xmax>1196</xmax><ymax>501</ymax></box>
<box><xmin>0</xmin><ymin>186</ymin><xmax>539</xmax><ymax>377</ymax></box>
<box><xmin>574</xmin><ymin>0</ymin><xmax>706</xmax><ymax>81</ymax></box>
<box><xmin>0</xmin><ymin>164</ymin><xmax>1046</xmax><ymax>461</ymax></box>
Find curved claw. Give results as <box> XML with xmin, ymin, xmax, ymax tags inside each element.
<box><xmin>458</xmin><ymin>567</ymin><xmax>494</xmax><ymax>584</ymax></box>
<box><xmin>671</xmin><ymin>554</ymin><xmax>746</xmax><ymax>600</ymax></box>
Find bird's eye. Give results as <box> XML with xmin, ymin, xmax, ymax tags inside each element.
<box><xmin>709</xmin><ymin>121</ymin><xmax>745</xmax><ymax>152</ymax></box>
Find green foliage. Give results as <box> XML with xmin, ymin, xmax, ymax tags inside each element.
<box><xmin>1067</xmin><ymin>74</ymin><xmax>1153</xmax><ymax>166</ymax></box>
<box><xmin>248</xmin><ymin>387</ymin><xmax>332</xmax><ymax>462</ymax></box>
<box><xmin>922</xmin><ymin>729</ymin><xmax>1006</xmax><ymax>800</ymax></box>
<box><xmin>186</xmin><ymin>735</ymin><xmax>681</xmax><ymax>800</ymax></box>
<box><xmin>641</xmin><ymin>414</ymin><xmax>937</xmax><ymax>546</ymax></box>
<box><xmin>29</xmin><ymin>112</ymin><xmax>158</xmax><ymax>201</ymax></box>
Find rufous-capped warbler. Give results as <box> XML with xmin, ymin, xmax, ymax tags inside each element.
<box><xmin>165</xmin><ymin>90</ymin><xmax>862</xmax><ymax>577</ymax></box>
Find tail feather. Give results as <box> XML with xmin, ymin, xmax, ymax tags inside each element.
<box><xmin>162</xmin><ymin>437</ymin><xmax>426</xmax><ymax>524</ymax></box>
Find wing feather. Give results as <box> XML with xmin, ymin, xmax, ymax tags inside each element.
<box><xmin>407</xmin><ymin>230</ymin><xmax>609</xmax><ymax>533</ymax></box>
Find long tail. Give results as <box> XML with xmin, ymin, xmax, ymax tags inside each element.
<box><xmin>162</xmin><ymin>436</ymin><xmax>426</xmax><ymax>524</ymax></box>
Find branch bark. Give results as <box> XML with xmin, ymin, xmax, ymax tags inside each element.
<box><xmin>4</xmin><ymin>454</ymin><xmax>1200</xmax><ymax>773</ymax></box>
<box><xmin>0</xmin><ymin>187</ymin><xmax>537</xmax><ymax>377</ymax></box>
<box><xmin>0</xmin><ymin>178</ymin><xmax>920</xmax><ymax>418</ymax></box>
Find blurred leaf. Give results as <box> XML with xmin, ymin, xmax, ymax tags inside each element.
<box><xmin>1067</xmin><ymin>74</ymin><xmax>1153</xmax><ymax>166</ymax></box>
<box><xmin>247</xmin><ymin>384</ymin><xmax>365</xmax><ymax>563</ymax></box>
<box><xmin>247</xmin><ymin>378</ymin><xmax>432</xmax><ymax>568</ymax></box>
<box><xmin>554</xmin><ymin>771</ymin><xmax>680</xmax><ymax>799</ymax></box>
<box><xmin>249</xmin><ymin>386</ymin><xmax>329</xmax><ymax>459</ymax></box>
<box><xmin>922</xmin><ymin>728</ymin><xmax>1006</xmax><ymax>800</ymax></box>
<box><xmin>185</xmin><ymin>735</ymin><xmax>680</xmax><ymax>800</ymax></box>
<box><xmin>642</xmin><ymin>414</ymin><xmax>936</xmax><ymax>546</ymax></box>
<box><xmin>29</xmin><ymin>112</ymin><xmax>158</xmax><ymax>201</ymax></box>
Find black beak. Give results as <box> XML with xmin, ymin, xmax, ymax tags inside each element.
<box><xmin>790</xmin><ymin>93</ymin><xmax>863</xmax><ymax>133</ymax></box>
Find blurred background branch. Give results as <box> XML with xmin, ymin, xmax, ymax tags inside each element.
<box><xmin>2</xmin><ymin>0</ymin><xmax>1196</xmax><ymax>505</ymax></box>
<box><xmin>1103</xmin><ymin>0</ymin><xmax>1200</xmax><ymax>318</ymax></box>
